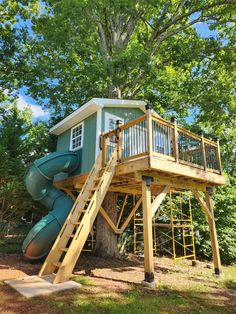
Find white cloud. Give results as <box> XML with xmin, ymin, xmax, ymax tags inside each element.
<box><xmin>17</xmin><ymin>95</ymin><xmax>49</xmax><ymax>118</ymax></box>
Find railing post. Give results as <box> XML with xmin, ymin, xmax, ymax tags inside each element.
<box><xmin>116</xmin><ymin>119</ymin><xmax>123</xmax><ymax>162</ymax></box>
<box><xmin>146</xmin><ymin>103</ymin><xmax>153</xmax><ymax>160</ymax></box>
<box><xmin>199</xmin><ymin>131</ymin><xmax>207</xmax><ymax>171</ymax></box>
<box><xmin>215</xmin><ymin>137</ymin><xmax>222</xmax><ymax>174</ymax></box>
<box><xmin>171</xmin><ymin>117</ymin><xmax>179</xmax><ymax>162</ymax></box>
<box><xmin>101</xmin><ymin>134</ymin><xmax>106</xmax><ymax>168</ymax></box>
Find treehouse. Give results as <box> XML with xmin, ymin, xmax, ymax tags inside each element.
<box><xmin>23</xmin><ymin>98</ymin><xmax>227</xmax><ymax>286</ymax></box>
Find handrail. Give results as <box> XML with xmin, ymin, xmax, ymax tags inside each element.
<box><xmin>152</xmin><ymin>115</ymin><xmax>174</xmax><ymax>129</ymax></box>
<box><xmin>100</xmin><ymin>111</ymin><xmax>222</xmax><ymax>174</ymax></box>
<box><xmin>120</xmin><ymin>114</ymin><xmax>146</xmax><ymax>131</ymax></box>
<box><xmin>177</xmin><ymin>126</ymin><xmax>217</xmax><ymax>147</ymax></box>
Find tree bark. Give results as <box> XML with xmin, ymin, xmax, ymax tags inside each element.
<box><xmin>94</xmin><ymin>192</ymin><xmax>119</xmax><ymax>257</ymax></box>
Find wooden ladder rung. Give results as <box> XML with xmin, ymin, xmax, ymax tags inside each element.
<box><xmin>53</xmin><ymin>262</ymin><xmax>62</xmax><ymax>268</ymax></box>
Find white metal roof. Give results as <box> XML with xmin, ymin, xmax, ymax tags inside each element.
<box><xmin>50</xmin><ymin>98</ymin><xmax>146</xmax><ymax>135</ymax></box>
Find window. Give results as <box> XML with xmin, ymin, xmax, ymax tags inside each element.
<box><xmin>70</xmin><ymin>122</ymin><xmax>84</xmax><ymax>151</ymax></box>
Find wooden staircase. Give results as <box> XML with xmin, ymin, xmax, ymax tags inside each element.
<box><xmin>39</xmin><ymin>150</ymin><xmax>117</xmax><ymax>284</ymax></box>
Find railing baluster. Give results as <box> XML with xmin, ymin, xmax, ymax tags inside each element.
<box><xmin>146</xmin><ymin>104</ymin><xmax>153</xmax><ymax>158</ymax></box>
<box><xmin>216</xmin><ymin>138</ymin><xmax>222</xmax><ymax>174</ymax></box>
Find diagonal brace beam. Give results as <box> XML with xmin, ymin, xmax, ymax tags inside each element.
<box><xmin>151</xmin><ymin>186</ymin><xmax>169</xmax><ymax>217</ymax></box>
<box><xmin>192</xmin><ymin>189</ymin><xmax>212</xmax><ymax>219</ymax></box>
<box><xmin>99</xmin><ymin>207</ymin><xmax>119</xmax><ymax>233</ymax></box>
<box><xmin>119</xmin><ymin>197</ymin><xmax>142</xmax><ymax>234</ymax></box>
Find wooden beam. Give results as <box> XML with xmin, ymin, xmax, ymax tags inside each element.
<box><xmin>136</xmin><ymin>171</ymin><xmax>207</xmax><ymax>192</ymax></box>
<box><xmin>201</xmin><ymin>134</ymin><xmax>207</xmax><ymax>171</ymax></box>
<box><xmin>119</xmin><ymin>197</ymin><xmax>142</xmax><ymax>234</ymax></box>
<box><xmin>146</xmin><ymin>109</ymin><xmax>153</xmax><ymax>159</ymax></box>
<box><xmin>151</xmin><ymin>186</ymin><xmax>169</xmax><ymax>217</ymax></box>
<box><xmin>108</xmin><ymin>186</ymin><xmax>142</xmax><ymax>195</ymax></box>
<box><xmin>192</xmin><ymin>189</ymin><xmax>212</xmax><ymax>219</ymax></box>
<box><xmin>205</xmin><ymin>190</ymin><xmax>222</xmax><ymax>275</ymax></box>
<box><xmin>99</xmin><ymin>207</ymin><xmax>119</xmax><ymax>234</ymax></box>
<box><xmin>142</xmin><ymin>177</ymin><xmax>155</xmax><ymax>283</ymax></box>
<box><xmin>172</xmin><ymin>117</ymin><xmax>179</xmax><ymax>162</ymax></box>
<box><xmin>116</xmin><ymin>156</ymin><xmax>149</xmax><ymax>175</ymax></box>
<box><xmin>62</xmin><ymin>188</ymin><xmax>76</xmax><ymax>201</ymax></box>
<box><xmin>216</xmin><ymin>140</ymin><xmax>222</xmax><ymax>174</ymax></box>
<box><xmin>150</xmin><ymin>157</ymin><xmax>226</xmax><ymax>186</ymax></box>
<box><xmin>116</xmin><ymin>194</ymin><xmax>128</xmax><ymax>228</ymax></box>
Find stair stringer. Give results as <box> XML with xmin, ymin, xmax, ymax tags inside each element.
<box><xmin>39</xmin><ymin>150</ymin><xmax>117</xmax><ymax>284</ymax></box>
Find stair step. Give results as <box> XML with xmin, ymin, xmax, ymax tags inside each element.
<box><xmin>94</xmin><ymin>178</ymin><xmax>101</xmax><ymax>182</ymax></box>
<box><xmin>53</xmin><ymin>262</ymin><xmax>62</xmax><ymax>268</ymax></box>
<box><xmin>67</xmin><ymin>234</ymin><xmax>75</xmax><ymax>238</ymax></box>
<box><xmin>59</xmin><ymin>248</ymin><xmax>68</xmax><ymax>252</ymax></box>
<box><xmin>70</xmin><ymin>219</ymin><xmax>80</xmax><ymax>225</ymax></box>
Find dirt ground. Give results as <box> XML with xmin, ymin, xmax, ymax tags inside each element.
<box><xmin>0</xmin><ymin>252</ymin><xmax>235</xmax><ymax>314</ymax></box>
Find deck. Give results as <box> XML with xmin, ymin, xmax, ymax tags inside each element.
<box><xmin>55</xmin><ymin>110</ymin><xmax>226</xmax><ymax>195</ymax></box>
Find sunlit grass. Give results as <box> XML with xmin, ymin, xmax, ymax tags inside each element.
<box><xmin>73</xmin><ymin>275</ymin><xmax>94</xmax><ymax>286</ymax></box>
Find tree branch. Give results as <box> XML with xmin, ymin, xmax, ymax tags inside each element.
<box><xmin>149</xmin><ymin>0</ymin><xmax>236</xmax><ymax>45</ymax></box>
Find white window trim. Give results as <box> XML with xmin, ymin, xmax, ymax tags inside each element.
<box><xmin>70</xmin><ymin>121</ymin><xmax>84</xmax><ymax>151</ymax></box>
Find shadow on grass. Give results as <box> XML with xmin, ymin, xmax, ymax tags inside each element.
<box><xmin>223</xmin><ymin>279</ymin><xmax>236</xmax><ymax>291</ymax></box>
<box><xmin>42</xmin><ymin>282</ymin><xmax>236</xmax><ymax>314</ymax></box>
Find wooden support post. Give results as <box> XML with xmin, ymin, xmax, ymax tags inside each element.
<box><xmin>194</xmin><ymin>188</ymin><xmax>221</xmax><ymax>275</ymax></box>
<box><xmin>171</xmin><ymin>117</ymin><xmax>179</xmax><ymax>162</ymax></box>
<box><xmin>215</xmin><ymin>138</ymin><xmax>222</xmax><ymax>174</ymax></box>
<box><xmin>146</xmin><ymin>103</ymin><xmax>153</xmax><ymax>160</ymax></box>
<box><xmin>205</xmin><ymin>188</ymin><xmax>222</xmax><ymax>275</ymax></box>
<box><xmin>200</xmin><ymin>132</ymin><xmax>207</xmax><ymax>171</ymax></box>
<box><xmin>101</xmin><ymin>134</ymin><xmax>106</xmax><ymax>168</ymax></box>
<box><xmin>116</xmin><ymin>119</ymin><xmax>123</xmax><ymax>162</ymax></box>
<box><xmin>142</xmin><ymin>176</ymin><xmax>155</xmax><ymax>283</ymax></box>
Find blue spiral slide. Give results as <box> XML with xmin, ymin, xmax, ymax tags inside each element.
<box><xmin>22</xmin><ymin>152</ymin><xmax>79</xmax><ymax>260</ymax></box>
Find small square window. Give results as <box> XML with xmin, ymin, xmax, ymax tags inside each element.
<box><xmin>70</xmin><ymin>122</ymin><xmax>84</xmax><ymax>151</ymax></box>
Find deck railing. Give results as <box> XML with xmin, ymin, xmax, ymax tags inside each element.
<box><xmin>101</xmin><ymin>110</ymin><xmax>222</xmax><ymax>174</ymax></box>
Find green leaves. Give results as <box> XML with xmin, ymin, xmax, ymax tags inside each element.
<box><xmin>0</xmin><ymin>102</ymin><xmax>55</xmax><ymax>224</ymax></box>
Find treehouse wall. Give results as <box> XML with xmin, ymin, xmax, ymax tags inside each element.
<box><xmin>54</xmin><ymin>107</ymin><xmax>144</xmax><ymax>181</ymax></box>
<box><xmin>55</xmin><ymin>112</ymin><xmax>97</xmax><ymax>181</ymax></box>
<box><xmin>101</xmin><ymin>107</ymin><xmax>143</xmax><ymax>132</ymax></box>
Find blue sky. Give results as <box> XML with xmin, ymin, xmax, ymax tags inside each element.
<box><xmin>16</xmin><ymin>21</ymin><xmax>217</xmax><ymax>122</ymax></box>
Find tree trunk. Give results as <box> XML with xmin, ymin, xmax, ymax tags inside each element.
<box><xmin>94</xmin><ymin>192</ymin><xmax>119</xmax><ymax>257</ymax></box>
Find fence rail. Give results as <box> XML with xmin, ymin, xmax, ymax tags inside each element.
<box><xmin>101</xmin><ymin>112</ymin><xmax>221</xmax><ymax>174</ymax></box>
